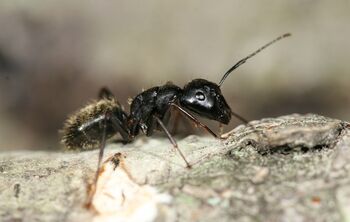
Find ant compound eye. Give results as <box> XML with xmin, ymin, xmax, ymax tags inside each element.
<box><xmin>195</xmin><ymin>91</ymin><xmax>205</xmax><ymax>101</ymax></box>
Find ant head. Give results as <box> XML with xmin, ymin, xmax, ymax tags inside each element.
<box><xmin>181</xmin><ymin>33</ymin><xmax>291</xmax><ymax>125</ymax></box>
<box><xmin>180</xmin><ymin>79</ymin><xmax>232</xmax><ymax>124</ymax></box>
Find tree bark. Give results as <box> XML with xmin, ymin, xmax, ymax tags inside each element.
<box><xmin>1</xmin><ymin>114</ymin><xmax>350</xmax><ymax>222</ymax></box>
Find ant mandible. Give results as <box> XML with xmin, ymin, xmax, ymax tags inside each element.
<box><xmin>61</xmin><ymin>33</ymin><xmax>291</xmax><ymax>198</ymax></box>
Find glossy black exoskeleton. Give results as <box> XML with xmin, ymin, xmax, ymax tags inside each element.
<box><xmin>61</xmin><ymin>33</ymin><xmax>291</xmax><ymax>205</ymax></box>
<box><xmin>125</xmin><ymin>33</ymin><xmax>291</xmax><ymax>167</ymax></box>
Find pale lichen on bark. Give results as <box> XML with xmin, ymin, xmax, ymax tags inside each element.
<box><xmin>1</xmin><ymin>114</ymin><xmax>350</xmax><ymax>222</ymax></box>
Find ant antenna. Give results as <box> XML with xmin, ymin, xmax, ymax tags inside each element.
<box><xmin>218</xmin><ymin>33</ymin><xmax>291</xmax><ymax>87</ymax></box>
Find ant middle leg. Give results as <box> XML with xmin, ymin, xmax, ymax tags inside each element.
<box><xmin>171</xmin><ymin>108</ymin><xmax>180</xmax><ymax>134</ymax></box>
<box><xmin>153</xmin><ymin>115</ymin><xmax>192</xmax><ymax>168</ymax></box>
<box><xmin>171</xmin><ymin>107</ymin><xmax>196</xmax><ymax>135</ymax></box>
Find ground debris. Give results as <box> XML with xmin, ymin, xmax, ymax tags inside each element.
<box><xmin>88</xmin><ymin>153</ymin><xmax>171</xmax><ymax>222</ymax></box>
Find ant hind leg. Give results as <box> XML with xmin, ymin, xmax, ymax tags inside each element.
<box><xmin>98</xmin><ymin>87</ymin><xmax>116</xmax><ymax>100</ymax></box>
<box><xmin>86</xmin><ymin>113</ymin><xmax>108</xmax><ymax>208</ymax></box>
<box><xmin>86</xmin><ymin>112</ymin><xmax>130</xmax><ymax>207</ymax></box>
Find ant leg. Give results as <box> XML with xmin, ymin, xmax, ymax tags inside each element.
<box><xmin>78</xmin><ymin>112</ymin><xmax>130</xmax><ymax>142</ymax></box>
<box><xmin>109</xmin><ymin>115</ymin><xmax>130</xmax><ymax>142</ymax></box>
<box><xmin>79</xmin><ymin>115</ymin><xmax>105</xmax><ymax>133</ymax></box>
<box><xmin>146</xmin><ymin>118</ymin><xmax>157</xmax><ymax>137</ymax></box>
<box><xmin>154</xmin><ymin>116</ymin><xmax>192</xmax><ymax>168</ymax></box>
<box><xmin>231</xmin><ymin>110</ymin><xmax>248</xmax><ymax>124</ymax></box>
<box><xmin>171</xmin><ymin>109</ymin><xmax>180</xmax><ymax>134</ymax></box>
<box><xmin>171</xmin><ymin>104</ymin><xmax>218</xmax><ymax>138</ymax></box>
<box><xmin>94</xmin><ymin>113</ymin><xmax>130</xmax><ymax>185</ymax></box>
<box><xmin>98</xmin><ymin>87</ymin><xmax>115</xmax><ymax>100</ymax></box>
<box><xmin>86</xmin><ymin>113</ymin><xmax>108</xmax><ymax>207</ymax></box>
<box><xmin>219</xmin><ymin>123</ymin><xmax>224</xmax><ymax>137</ymax></box>
<box><xmin>98</xmin><ymin>87</ymin><xmax>123</xmax><ymax>107</ymax></box>
<box><xmin>171</xmin><ymin>107</ymin><xmax>196</xmax><ymax>135</ymax></box>
<box><xmin>87</xmin><ymin>112</ymin><xmax>130</xmax><ymax>207</ymax></box>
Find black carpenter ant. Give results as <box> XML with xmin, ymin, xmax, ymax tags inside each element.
<box><xmin>61</xmin><ymin>33</ymin><xmax>291</xmax><ymax>203</ymax></box>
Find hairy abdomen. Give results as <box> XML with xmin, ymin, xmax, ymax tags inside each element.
<box><xmin>61</xmin><ymin>99</ymin><xmax>124</xmax><ymax>150</ymax></box>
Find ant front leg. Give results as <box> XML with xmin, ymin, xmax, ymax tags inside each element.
<box><xmin>219</xmin><ymin>123</ymin><xmax>224</xmax><ymax>137</ymax></box>
<box><xmin>153</xmin><ymin>115</ymin><xmax>192</xmax><ymax>168</ymax></box>
<box><xmin>231</xmin><ymin>110</ymin><xmax>249</xmax><ymax>124</ymax></box>
<box><xmin>219</xmin><ymin>110</ymin><xmax>248</xmax><ymax>137</ymax></box>
<box><xmin>171</xmin><ymin>104</ymin><xmax>218</xmax><ymax>138</ymax></box>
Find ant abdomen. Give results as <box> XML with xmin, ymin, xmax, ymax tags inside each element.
<box><xmin>61</xmin><ymin>98</ymin><xmax>128</xmax><ymax>150</ymax></box>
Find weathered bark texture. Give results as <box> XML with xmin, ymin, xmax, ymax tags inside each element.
<box><xmin>1</xmin><ymin>114</ymin><xmax>350</xmax><ymax>222</ymax></box>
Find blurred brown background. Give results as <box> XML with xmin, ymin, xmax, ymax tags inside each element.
<box><xmin>0</xmin><ymin>1</ymin><xmax>349</xmax><ymax>150</ymax></box>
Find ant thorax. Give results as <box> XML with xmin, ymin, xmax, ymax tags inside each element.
<box><xmin>128</xmin><ymin>83</ymin><xmax>182</xmax><ymax>136</ymax></box>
